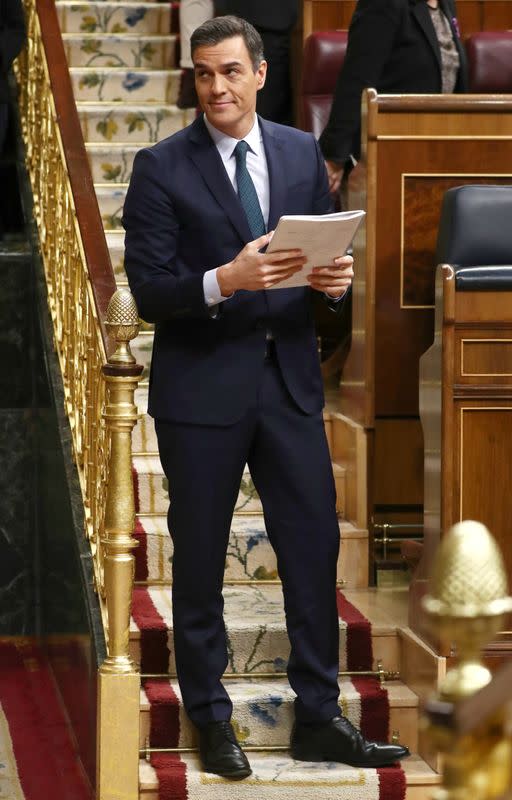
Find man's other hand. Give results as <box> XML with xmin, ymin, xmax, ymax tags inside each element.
<box><xmin>307</xmin><ymin>255</ymin><xmax>354</xmax><ymax>299</ymax></box>
<box><xmin>217</xmin><ymin>232</ymin><xmax>306</xmax><ymax>294</ymax></box>
<box><xmin>325</xmin><ymin>160</ymin><xmax>343</xmax><ymax>194</ymax></box>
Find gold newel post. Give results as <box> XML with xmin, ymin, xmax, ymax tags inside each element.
<box><xmin>97</xmin><ymin>289</ymin><xmax>143</xmax><ymax>800</ymax></box>
<box><xmin>422</xmin><ymin>521</ymin><xmax>512</xmax><ymax>800</ymax></box>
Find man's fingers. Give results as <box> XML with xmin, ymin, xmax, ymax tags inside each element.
<box><xmin>252</xmin><ymin>231</ymin><xmax>274</xmax><ymax>249</ymax></box>
<box><xmin>266</xmin><ymin>249</ymin><xmax>305</xmax><ymax>264</ymax></box>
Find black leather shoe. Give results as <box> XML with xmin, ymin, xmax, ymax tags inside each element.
<box><xmin>291</xmin><ymin>716</ymin><xmax>410</xmax><ymax>767</ymax></box>
<box><xmin>198</xmin><ymin>721</ymin><xmax>252</xmax><ymax>779</ymax></box>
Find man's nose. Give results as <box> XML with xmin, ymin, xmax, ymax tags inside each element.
<box><xmin>211</xmin><ymin>73</ymin><xmax>227</xmax><ymax>95</ymax></box>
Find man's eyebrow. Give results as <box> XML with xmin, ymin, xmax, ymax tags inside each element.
<box><xmin>194</xmin><ymin>60</ymin><xmax>244</xmax><ymax>70</ymax></box>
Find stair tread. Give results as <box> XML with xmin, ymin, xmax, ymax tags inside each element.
<box><xmin>130</xmin><ymin>585</ymin><xmax>402</xmax><ymax>638</ymax></box>
<box><xmin>63</xmin><ymin>32</ymin><xmax>177</xmax><ymax>39</ymax></box>
<box><xmin>136</xmin><ymin>512</ymin><xmax>367</xmax><ymax>538</ymax></box>
<box><xmin>71</xmin><ymin>66</ymin><xmax>178</xmax><ymax>71</ymax></box>
<box><xmin>139</xmin><ymin>752</ymin><xmax>439</xmax><ymax>791</ymax></box>
<box><xmin>132</xmin><ymin>453</ymin><xmax>346</xmax><ymax>478</ymax></box>
<box><xmin>139</xmin><ymin>678</ymin><xmax>418</xmax><ymax>712</ymax></box>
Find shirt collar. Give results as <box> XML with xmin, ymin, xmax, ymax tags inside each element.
<box><xmin>203</xmin><ymin>114</ymin><xmax>262</xmax><ymax>161</ymax></box>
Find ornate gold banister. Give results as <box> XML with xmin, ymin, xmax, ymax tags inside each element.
<box><xmin>15</xmin><ymin>1</ymin><xmax>142</xmax><ymax>797</ymax></box>
<box><xmin>423</xmin><ymin>521</ymin><xmax>512</xmax><ymax>800</ymax></box>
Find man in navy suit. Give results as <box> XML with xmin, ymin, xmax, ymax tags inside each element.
<box><xmin>123</xmin><ymin>15</ymin><xmax>408</xmax><ymax>779</ymax></box>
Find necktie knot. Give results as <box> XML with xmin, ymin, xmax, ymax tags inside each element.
<box><xmin>234</xmin><ymin>139</ymin><xmax>249</xmax><ymax>164</ymax></box>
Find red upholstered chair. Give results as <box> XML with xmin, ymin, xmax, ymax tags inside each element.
<box><xmin>466</xmin><ymin>32</ymin><xmax>512</xmax><ymax>92</ymax></box>
<box><xmin>300</xmin><ymin>31</ymin><xmax>348</xmax><ymax>136</ymax></box>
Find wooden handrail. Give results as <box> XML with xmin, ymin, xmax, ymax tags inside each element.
<box><xmin>35</xmin><ymin>0</ymin><xmax>116</xmax><ymax>351</ymax></box>
<box><xmin>376</xmin><ymin>94</ymin><xmax>512</xmax><ymax>113</ymax></box>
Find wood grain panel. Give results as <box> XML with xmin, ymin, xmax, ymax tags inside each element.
<box><xmin>302</xmin><ymin>0</ymin><xmax>356</xmax><ymax>39</ymax></box>
<box><xmin>402</xmin><ymin>176</ymin><xmax>512</xmax><ymax>309</ymax></box>
<box><xmin>460</xmin><ymin>338</ymin><xmax>512</xmax><ymax>378</ymax></box>
<box><xmin>457</xmin><ymin>405</ymin><xmax>512</xmax><ymax>582</ymax></box>
<box><xmin>482</xmin><ymin>1</ymin><xmax>512</xmax><ymax>29</ymax></box>
<box><xmin>373</xmin><ymin>419</ymin><xmax>424</xmax><ymax>506</ymax></box>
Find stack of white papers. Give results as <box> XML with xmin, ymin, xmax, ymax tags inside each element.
<box><xmin>266</xmin><ymin>209</ymin><xmax>365</xmax><ymax>289</ymax></box>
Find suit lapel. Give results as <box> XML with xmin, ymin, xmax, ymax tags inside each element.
<box><xmin>259</xmin><ymin>117</ymin><xmax>287</xmax><ymax>233</ymax></box>
<box><xmin>187</xmin><ymin>116</ymin><xmax>252</xmax><ymax>244</ymax></box>
<box><xmin>411</xmin><ymin>0</ymin><xmax>441</xmax><ymax>72</ymax></box>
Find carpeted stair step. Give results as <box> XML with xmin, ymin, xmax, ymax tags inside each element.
<box><xmin>70</xmin><ymin>68</ymin><xmax>181</xmax><ymax>103</ymax></box>
<box><xmin>132</xmin><ymin>454</ymin><xmax>346</xmax><ymax>516</ymax></box>
<box><xmin>138</xmin><ymin>677</ymin><xmax>418</xmax><ymax>752</ymax></box>
<box><xmin>76</xmin><ymin>103</ymin><xmax>194</xmax><ymax>144</ymax></box>
<box><xmin>139</xmin><ymin>752</ymin><xmax>439</xmax><ymax>800</ymax></box>
<box><xmin>134</xmin><ymin>513</ymin><xmax>368</xmax><ymax>588</ymax></box>
<box><xmin>87</xmin><ymin>143</ymin><xmax>141</xmax><ymax>183</ymax></box>
<box><xmin>95</xmin><ymin>184</ymin><xmax>127</xmax><ymax>230</ymax></box>
<box><xmin>105</xmin><ymin>230</ymin><xmax>126</xmax><ymax>282</ymax></box>
<box><xmin>130</xmin><ymin>586</ymin><xmax>388</xmax><ymax>676</ymax></box>
<box><xmin>56</xmin><ymin>2</ymin><xmax>171</xmax><ymax>35</ymax></box>
<box><xmin>63</xmin><ymin>33</ymin><xmax>177</xmax><ymax>68</ymax></box>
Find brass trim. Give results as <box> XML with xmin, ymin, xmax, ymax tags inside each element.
<box><xmin>379</xmin><ymin>136</ymin><xmax>512</xmax><ymax>142</ymax></box>
<box><xmin>140</xmin><ymin>663</ymin><xmax>399</xmax><ymax>682</ymax></box>
<box><xmin>400</xmin><ymin>173</ymin><xmax>512</xmax><ymax>310</ymax></box>
<box><xmin>134</xmin><ymin>579</ymin><xmax>347</xmax><ymax>587</ymax></box>
<box><xmin>460</xmin><ymin>338</ymin><xmax>512</xmax><ymax>377</ymax></box>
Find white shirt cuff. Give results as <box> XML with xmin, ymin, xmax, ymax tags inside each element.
<box><xmin>203</xmin><ymin>268</ymin><xmax>231</xmax><ymax>307</ymax></box>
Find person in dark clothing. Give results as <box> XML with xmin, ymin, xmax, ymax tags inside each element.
<box><xmin>0</xmin><ymin>0</ymin><xmax>26</xmax><ymax>153</ymax></box>
<box><xmin>319</xmin><ymin>0</ymin><xmax>468</xmax><ymax>193</ymax></box>
<box><xmin>215</xmin><ymin>0</ymin><xmax>299</xmax><ymax>125</ymax></box>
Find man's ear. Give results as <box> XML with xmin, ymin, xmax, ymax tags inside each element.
<box><xmin>256</xmin><ymin>60</ymin><xmax>267</xmax><ymax>91</ymax></box>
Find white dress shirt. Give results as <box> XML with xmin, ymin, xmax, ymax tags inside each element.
<box><xmin>202</xmin><ymin>114</ymin><xmax>269</xmax><ymax>306</ymax></box>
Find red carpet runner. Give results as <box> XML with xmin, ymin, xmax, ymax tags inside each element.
<box><xmin>0</xmin><ymin>639</ymin><xmax>92</xmax><ymax>800</ymax></box>
<box><xmin>133</xmin><ymin>588</ymin><xmax>406</xmax><ymax>800</ymax></box>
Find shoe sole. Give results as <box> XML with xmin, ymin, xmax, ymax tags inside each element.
<box><xmin>204</xmin><ymin>766</ymin><xmax>253</xmax><ymax>780</ymax></box>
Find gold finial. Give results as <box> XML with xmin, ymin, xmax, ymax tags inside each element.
<box><xmin>105</xmin><ymin>289</ymin><xmax>140</xmax><ymax>364</ymax></box>
<box><xmin>423</xmin><ymin>521</ymin><xmax>512</xmax><ymax>700</ymax></box>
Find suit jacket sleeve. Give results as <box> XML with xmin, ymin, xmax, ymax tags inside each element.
<box><xmin>0</xmin><ymin>0</ymin><xmax>26</xmax><ymax>73</ymax></box>
<box><xmin>319</xmin><ymin>0</ymin><xmax>402</xmax><ymax>163</ymax></box>
<box><xmin>122</xmin><ymin>147</ymin><xmax>213</xmax><ymax>324</ymax></box>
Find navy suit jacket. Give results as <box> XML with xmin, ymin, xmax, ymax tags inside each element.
<box><xmin>123</xmin><ymin>116</ymin><xmax>336</xmax><ymax>425</ymax></box>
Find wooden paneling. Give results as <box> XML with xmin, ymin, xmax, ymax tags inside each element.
<box><xmin>302</xmin><ymin>0</ymin><xmax>512</xmax><ymax>39</ymax></box>
<box><xmin>458</xmin><ymin>335</ymin><xmax>512</xmax><ymax>380</ymax></box>
<box><xmin>455</xmin><ymin>404</ymin><xmax>512</xmax><ymax>581</ymax></box>
<box><xmin>373</xmin><ymin>419</ymin><xmax>424</xmax><ymax>507</ymax></box>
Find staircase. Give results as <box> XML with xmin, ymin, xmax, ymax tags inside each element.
<box><xmin>55</xmin><ymin>1</ymin><xmax>444</xmax><ymax>796</ymax></box>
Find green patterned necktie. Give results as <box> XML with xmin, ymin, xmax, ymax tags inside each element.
<box><xmin>234</xmin><ymin>140</ymin><xmax>266</xmax><ymax>238</ymax></box>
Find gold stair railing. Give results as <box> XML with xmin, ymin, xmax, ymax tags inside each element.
<box><xmin>15</xmin><ymin>1</ymin><xmax>142</xmax><ymax>798</ymax></box>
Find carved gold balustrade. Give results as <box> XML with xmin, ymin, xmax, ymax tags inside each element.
<box><xmin>15</xmin><ymin>1</ymin><xmax>142</xmax><ymax>797</ymax></box>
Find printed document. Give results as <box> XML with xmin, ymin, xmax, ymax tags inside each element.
<box><xmin>266</xmin><ymin>209</ymin><xmax>365</xmax><ymax>289</ymax></box>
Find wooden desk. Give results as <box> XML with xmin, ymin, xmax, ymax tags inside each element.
<box><xmin>340</xmin><ymin>92</ymin><xmax>512</xmax><ymax>570</ymax></box>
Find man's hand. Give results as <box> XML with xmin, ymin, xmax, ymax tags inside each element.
<box><xmin>217</xmin><ymin>232</ymin><xmax>307</xmax><ymax>295</ymax></box>
<box><xmin>307</xmin><ymin>254</ymin><xmax>354</xmax><ymax>299</ymax></box>
<box><xmin>325</xmin><ymin>160</ymin><xmax>344</xmax><ymax>195</ymax></box>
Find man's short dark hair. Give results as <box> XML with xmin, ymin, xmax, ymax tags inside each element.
<box><xmin>191</xmin><ymin>15</ymin><xmax>264</xmax><ymax>72</ymax></box>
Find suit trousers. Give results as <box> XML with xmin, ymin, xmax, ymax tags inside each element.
<box><xmin>155</xmin><ymin>352</ymin><xmax>342</xmax><ymax>727</ymax></box>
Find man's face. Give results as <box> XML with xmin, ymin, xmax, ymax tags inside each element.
<box><xmin>193</xmin><ymin>35</ymin><xmax>267</xmax><ymax>139</ymax></box>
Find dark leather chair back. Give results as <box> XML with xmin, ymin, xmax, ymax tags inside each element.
<box><xmin>466</xmin><ymin>32</ymin><xmax>512</xmax><ymax>92</ymax></box>
<box><xmin>436</xmin><ymin>185</ymin><xmax>512</xmax><ymax>290</ymax></box>
<box><xmin>300</xmin><ymin>31</ymin><xmax>348</xmax><ymax>136</ymax></box>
